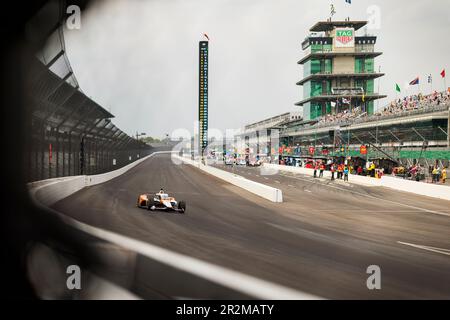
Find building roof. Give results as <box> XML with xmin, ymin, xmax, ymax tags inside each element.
<box><xmin>296</xmin><ymin>72</ymin><xmax>384</xmax><ymax>86</ymax></box>
<box><xmin>295</xmin><ymin>93</ymin><xmax>387</xmax><ymax>106</ymax></box>
<box><xmin>310</xmin><ymin>20</ymin><xmax>368</xmax><ymax>32</ymax></box>
<box><xmin>297</xmin><ymin>52</ymin><xmax>382</xmax><ymax>65</ymax></box>
<box><xmin>282</xmin><ymin>110</ymin><xmax>448</xmax><ymax>138</ymax></box>
<box><xmin>245</xmin><ymin>112</ymin><xmax>291</xmax><ymax>131</ymax></box>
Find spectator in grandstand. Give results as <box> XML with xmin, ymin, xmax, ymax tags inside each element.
<box><xmin>337</xmin><ymin>163</ymin><xmax>344</xmax><ymax>179</ymax></box>
<box><xmin>432</xmin><ymin>166</ymin><xmax>439</xmax><ymax>183</ymax></box>
<box><xmin>313</xmin><ymin>161</ymin><xmax>319</xmax><ymax>178</ymax></box>
<box><xmin>319</xmin><ymin>162</ymin><xmax>325</xmax><ymax>178</ymax></box>
<box><xmin>442</xmin><ymin>167</ymin><xmax>447</xmax><ymax>184</ymax></box>
<box><xmin>379</xmin><ymin>91</ymin><xmax>450</xmax><ymax>117</ymax></box>
<box><xmin>416</xmin><ymin>164</ymin><xmax>424</xmax><ymax>181</ymax></box>
<box><xmin>357</xmin><ymin>166</ymin><xmax>363</xmax><ymax>176</ymax></box>
<box><xmin>344</xmin><ymin>166</ymin><xmax>349</xmax><ymax>182</ymax></box>
<box><xmin>375</xmin><ymin>168</ymin><xmax>384</xmax><ymax>179</ymax></box>
<box><xmin>315</xmin><ymin>91</ymin><xmax>449</xmax><ymax>128</ymax></box>
<box><xmin>367</xmin><ymin>162</ymin><xmax>376</xmax><ymax>178</ymax></box>
<box><xmin>330</xmin><ymin>163</ymin><xmax>336</xmax><ymax>181</ymax></box>
<box><xmin>408</xmin><ymin>165</ymin><xmax>418</xmax><ymax>180</ymax></box>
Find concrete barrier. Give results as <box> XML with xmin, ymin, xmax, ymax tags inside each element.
<box><xmin>174</xmin><ymin>155</ymin><xmax>283</xmax><ymax>203</ymax></box>
<box><xmin>263</xmin><ymin>164</ymin><xmax>381</xmax><ymax>187</ymax></box>
<box><xmin>28</xmin><ymin>176</ymin><xmax>87</xmax><ymax>207</ymax></box>
<box><xmin>262</xmin><ymin>163</ymin><xmax>449</xmax><ymax>201</ymax></box>
<box><xmin>85</xmin><ymin>151</ymin><xmax>168</xmax><ymax>186</ymax></box>
<box><xmin>28</xmin><ymin>151</ymin><xmax>173</xmax><ymax>206</ymax></box>
<box><xmin>380</xmin><ymin>175</ymin><xmax>450</xmax><ymax>201</ymax></box>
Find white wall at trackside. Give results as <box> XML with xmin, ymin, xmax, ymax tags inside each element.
<box><xmin>263</xmin><ymin>164</ymin><xmax>450</xmax><ymax>201</ymax></box>
<box><xmin>173</xmin><ymin>155</ymin><xmax>283</xmax><ymax>203</ymax></box>
<box><xmin>28</xmin><ymin>151</ymin><xmax>171</xmax><ymax>207</ymax></box>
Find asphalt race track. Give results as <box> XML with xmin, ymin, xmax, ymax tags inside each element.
<box><xmin>52</xmin><ymin>154</ymin><xmax>450</xmax><ymax>299</ymax></box>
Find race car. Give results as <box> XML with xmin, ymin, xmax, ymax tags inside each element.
<box><xmin>137</xmin><ymin>190</ymin><xmax>186</xmax><ymax>213</ymax></box>
<box><xmin>247</xmin><ymin>159</ymin><xmax>261</xmax><ymax>167</ymax></box>
<box><xmin>224</xmin><ymin>157</ymin><xmax>234</xmax><ymax>165</ymax></box>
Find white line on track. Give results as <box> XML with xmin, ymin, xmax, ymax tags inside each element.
<box><xmin>397</xmin><ymin>241</ymin><xmax>450</xmax><ymax>256</ymax></box>
<box><xmin>278</xmin><ymin>173</ymin><xmax>450</xmax><ymax>218</ymax></box>
<box><xmin>58</xmin><ymin>213</ymin><xmax>321</xmax><ymax>300</ymax></box>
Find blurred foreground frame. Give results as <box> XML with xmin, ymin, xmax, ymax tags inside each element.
<box><xmin>1</xmin><ymin>0</ymin><xmax>148</xmax><ymax>300</ymax></box>
<box><xmin>2</xmin><ymin>0</ymin><xmax>98</xmax><ymax>300</ymax></box>
<box><xmin>0</xmin><ymin>0</ymin><xmax>266</xmax><ymax>300</ymax></box>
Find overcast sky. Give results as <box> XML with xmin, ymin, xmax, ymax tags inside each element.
<box><xmin>64</xmin><ymin>0</ymin><xmax>450</xmax><ymax>139</ymax></box>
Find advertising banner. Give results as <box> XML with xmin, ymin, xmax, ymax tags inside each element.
<box><xmin>360</xmin><ymin>145</ymin><xmax>368</xmax><ymax>155</ymax></box>
<box><xmin>335</xmin><ymin>28</ymin><xmax>355</xmax><ymax>48</ymax></box>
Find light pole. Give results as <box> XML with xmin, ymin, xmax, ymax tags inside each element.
<box><xmin>135</xmin><ymin>132</ymin><xmax>146</xmax><ymax>159</ymax></box>
<box><xmin>136</xmin><ymin>131</ymin><xmax>146</xmax><ymax>141</ymax></box>
<box><xmin>377</xmin><ymin>65</ymin><xmax>381</xmax><ymax>112</ymax></box>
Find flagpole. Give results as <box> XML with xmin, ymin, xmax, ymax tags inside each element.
<box><xmin>429</xmin><ymin>75</ymin><xmax>433</xmax><ymax>94</ymax></box>
<box><xmin>442</xmin><ymin>69</ymin><xmax>447</xmax><ymax>93</ymax></box>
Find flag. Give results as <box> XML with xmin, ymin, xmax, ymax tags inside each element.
<box><xmin>203</xmin><ymin>33</ymin><xmax>210</xmax><ymax>41</ymax></box>
<box><xmin>395</xmin><ymin>83</ymin><xmax>401</xmax><ymax>92</ymax></box>
<box><xmin>441</xmin><ymin>69</ymin><xmax>446</xmax><ymax>78</ymax></box>
<box><xmin>409</xmin><ymin>77</ymin><xmax>419</xmax><ymax>86</ymax></box>
<box><xmin>330</xmin><ymin>4</ymin><xmax>336</xmax><ymax>16</ymax></box>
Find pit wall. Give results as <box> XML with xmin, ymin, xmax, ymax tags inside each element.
<box><xmin>28</xmin><ymin>152</ymin><xmax>169</xmax><ymax>207</ymax></box>
<box><xmin>263</xmin><ymin>164</ymin><xmax>450</xmax><ymax>201</ymax></box>
<box><xmin>174</xmin><ymin>155</ymin><xmax>283</xmax><ymax>203</ymax></box>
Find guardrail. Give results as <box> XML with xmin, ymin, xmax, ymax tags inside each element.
<box><xmin>174</xmin><ymin>155</ymin><xmax>283</xmax><ymax>203</ymax></box>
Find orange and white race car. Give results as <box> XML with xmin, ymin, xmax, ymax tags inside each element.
<box><xmin>137</xmin><ymin>190</ymin><xmax>186</xmax><ymax>213</ymax></box>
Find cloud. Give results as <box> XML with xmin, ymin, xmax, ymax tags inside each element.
<box><xmin>64</xmin><ymin>0</ymin><xmax>450</xmax><ymax>138</ymax></box>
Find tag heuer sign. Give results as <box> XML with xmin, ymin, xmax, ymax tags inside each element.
<box><xmin>335</xmin><ymin>28</ymin><xmax>354</xmax><ymax>48</ymax></box>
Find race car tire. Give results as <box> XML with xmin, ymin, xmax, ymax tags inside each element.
<box><xmin>148</xmin><ymin>204</ymin><xmax>156</xmax><ymax>211</ymax></box>
<box><xmin>178</xmin><ymin>201</ymin><xmax>186</xmax><ymax>214</ymax></box>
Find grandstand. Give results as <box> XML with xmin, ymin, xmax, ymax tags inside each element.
<box><xmin>234</xmin><ymin>17</ymin><xmax>450</xmax><ymax>175</ymax></box>
<box><xmin>24</xmin><ymin>1</ymin><xmax>151</xmax><ymax>182</ymax></box>
<box><xmin>234</xmin><ymin>91</ymin><xmax>449</xmax><ymax>176</ymax></box>
<box><xmin>280</xmin><ymin>92</ymin><xmax>450</xmax><ymax>171</ymax></box>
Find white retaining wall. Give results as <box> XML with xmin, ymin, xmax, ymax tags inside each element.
<box><xmin>28</xmin><ymin>176</ymin><xmax>87</xmax><ymax>207</ymax></box>
<box><xmin>380</xmin><ymin>175</ymin><xmax>450</xmax><ymax>201</ymax></box>
<box><xmin>174</xmin><ymin>155</ymin><xmax>283</xmax><ymax>203</ymax></box>
<box><xmin>263</xmin><ymin>164</ymin><xmax>450</xmax><ymax>201</ymax></box>
<box><xmin>28</xmin><ymin>151</ymin><xmax>171</xmax><ymax>207</ymax></box>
